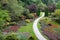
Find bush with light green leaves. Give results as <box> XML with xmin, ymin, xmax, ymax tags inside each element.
<box><xmin>0</xmin><ymin>9</ymin><xmax>11</xmax><ymax>30</ymax></box>
<box><xmin>53</xmin><ymin>9</ymin><xmax>60</xmax><ymax>23</ymax></box>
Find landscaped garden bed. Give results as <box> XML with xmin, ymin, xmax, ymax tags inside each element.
<box><xmin>40</xmin><ymin>17</ymin><xmax>60</xmax><ymax>40</ymax></box>
<box><xmin>0</xmin><ymin>0</ymin><xmax>60</xmax><ymax>40</ymax></box>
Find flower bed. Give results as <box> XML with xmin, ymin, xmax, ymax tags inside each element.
<box><xmin>40</xmin><ymin>17</ymin><xmax>60</xmax><ymax>40</ymax></box>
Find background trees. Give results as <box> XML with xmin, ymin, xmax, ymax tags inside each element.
<box><xmin>56</xmin><ymin>1</ymin><xmax>60</xmax><ymax>9</ymax></box>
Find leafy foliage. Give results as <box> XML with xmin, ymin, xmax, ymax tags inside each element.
<box><xmin>27</xmin><ymin>14</ymin><xmax>34</xmax><ymax>19</ymax></box>
<box><xmin>20</xmin><ymin>0</ymin><xmax>31</xmax><ymax>5</ymax></box>
<box><xmin>45</xmin><ymin>7</ymin><xmax>49</xmax><ymax>16</ymax></box>
<box><xmin>0</xmin><ymin>9</ymin><xmax>11</xmax><ymax>30</ymax></box>
<box><xmin>4</xmin><ymin>33</ymin><xmax>27</xmax><ymax>40</ymax></box>
<box><xmin>0</xmin><ymin>31</ymin><xmax>4</xmax><ymax>40</ymax></box>
<box><xmin>54</xmin><ymin>9</ymin><xmax>60</xmax><ymax>19</ymax></box>
<box><xmin>2</xmin><ymin>0</ymin><xmax>26</xmax><ymax>21</ymax></box>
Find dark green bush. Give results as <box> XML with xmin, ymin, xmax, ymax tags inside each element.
<box><xmin>45</xmin><ymin>7</ymin><xmax>48</xmax><ymax>16</ymax></box>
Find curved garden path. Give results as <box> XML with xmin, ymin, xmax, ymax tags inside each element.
<box><xmin>33</xmin><ymin>12</ymin><xmax>47</xmax><ymax>40</ymax></box>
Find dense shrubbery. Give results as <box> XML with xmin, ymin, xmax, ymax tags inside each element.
<box><xmin>0</xmin><ymin>31</ymin><xmax>4</xmax><ymax>40</ymax></box>
<box><xmin>45</xmin><ymin>7</ymin><xmax>49</xmax><ymax>16</ymax></box>
<box><xmin>44</xmin><ymin>3</ymin><xmax>56</xmax><ymax>16</ymax></box>
<box><xmin>7</xmin><ymin>0</ymin><xmax>25</xmax><ymax>21</ymax></box>
<box><xmin>0</xmin><ymin>32</ymin><xmax>34</xmax><ymax>40</ymax></box>
<box><xmin>20</xmin><ymin>0</ymin><xmax>31</xmax><ymax>5</ymax></box>
<box><xmin>4</xmin><ymin>33</ymin><xmax>27</xmax><ymax>40</ymax></box>
<box><xmin>0</xmin><ymin>0</ymin><xmax>26</xmax><ymax>21</ymax></box>
<box><xmin>54</xmin><ymin>9</ymin><xmax>60</xmax><ymax>18</ymax></box>
<box><xmin>27</xmin><ymin>14</ymin><xmax>34</xmax><ymax>19</ymax></box>
<box><xmin>0</xmin><ymin>9</ymin><xmax>11</xmax><ymax>30</ymax></box>
<box><xmin>53</xmin><ymin>9</ymin><xmax>60</xmax><ymax>23</ymax></box>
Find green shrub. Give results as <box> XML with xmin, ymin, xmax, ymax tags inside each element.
<box><xmin>25</xmin><ymin>19</ymin><xmax>30</xmax><ymax>23</ymax></box>
<box><xmin>53</xmin><ymin>9</ymin><xmax>60</xmax><ymax>23</ymax></box>
<box><xmin>0</xmin><ymin>9</ymin><xmax>11</xmax><ymax>30</ymax></box>
<box><xmin>27</xmin><ymin>14</ymin><xmax>34</xmax><ymax>19</ymax></box>
<box><xmin>4</xmin><ymin>33</ymin><xmax>27</xmax><ymax>40</ymax></box>
<box><xmin>0</xmin><ymin>35</ymin><xmax>4</xmax><ymax>40</ymax></box>
<box><xmin>45</xmin><ymin>7</ymin><xmax>49</xmax><ymax>16</ymax></box>
<box><xmin>36</xmin><ymin>8</ymin><xmax>40</xmax><ymax>16</ymax></box>
<box><xmin>4</xmin><ymin>33</ymin><xmax>18</xmax><ymax>40</ymax></box>
<box><xmin>54</xmin><ymin>9</ymin><xmax>60</xmax><ymax>18</ymax></box>
<box><xmin>2</xmin><ymin>0</ymin><xmax>25</xmax><ymax>21</ymax></box>
<box><xmin>22</xmin><ymin>9</ymin><xmax>30</xmax><ymax>16</ymax></box>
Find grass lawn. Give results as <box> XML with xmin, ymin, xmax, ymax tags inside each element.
<box><xmin>18</xmin><ymin>22</ymin><xmax>38</xmax><ymax>40</ymax></box>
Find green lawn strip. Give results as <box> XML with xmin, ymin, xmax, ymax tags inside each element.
<box><xmin>18</xmin><ymin>22</ymin><xmax>38</xmax><ymax>40</ymax></box>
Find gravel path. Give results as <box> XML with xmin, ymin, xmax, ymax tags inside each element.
<box><xmin>33</xmin><ymin>12</ymin><xmax>47</xmax><ymax>40</ymax></box>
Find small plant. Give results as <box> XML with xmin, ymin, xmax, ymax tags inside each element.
<box><xmin>25</xmin><ymin>19</ymin><xmax>30</xmax><ymax>23</ymax></box>
<box><xmin>27</xmin><ymin>14</ymin><xmax>34</xmax><ymax>19</ymax></box>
